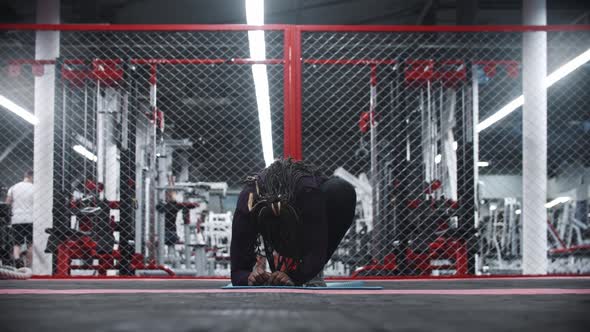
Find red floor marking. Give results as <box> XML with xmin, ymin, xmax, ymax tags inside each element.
<box><xmin>329</xmin><ymin>276</ymin><xmax>590</xmax><ymax>282</ymax></box>
<box><xmin>1</xmin><ymin>288</ymin><xmax>589</xmax><ymax>295</ymax></box>
<box><xmin>29</xmin><ymin>276</ymin><xmax>590</xmax><ymax>282</ymax></box>
<box><xmin>30</xmin><ymin>277</ymin><xmax>231</xmax><ymax>281</ymax></box>
<box><xmin>28</xmin><ymin>278</ymin><xmax>228</xmax><ymax>282</ymax></box>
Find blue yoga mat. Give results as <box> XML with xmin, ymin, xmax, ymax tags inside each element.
<box><xmin>222</xmin><ymin>280</ymin><xmax>383</xmax><ymax>290</ymax></box>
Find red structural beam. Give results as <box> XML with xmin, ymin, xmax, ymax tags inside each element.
<box><xmin>29</xmin><ymin>274</ymin><xmax>590</xmax><ymax>280</ymax></box>
<box><xmin>1</xmin><ymin>24</ymin><xmax>589</xmax><ymax>32</ymax></box>
<box><xmin>10</xmin><ymin>58</ymin><xmax>521</xmax><ymax>67</ymax></box>
<box><xmin>292</xmin><ymin>27</ymin><xmax>303</xmax><ymax>160</ymax></box>
<box><xmin>283</xmin><ymin>28</ymin><xmax>294</xmax><ymax>159</ymax></box>
<box><xmin>304</xmin><ymin>59</ymin><xmax>397</xmax><ymax>65</ymax></box>
<box><xmin>0</xmin><ymin>24</ymin><xmax>290</xmax><ymax>31</ymax></box>
<box><xmin>297</xmin><ymin>24</ymin><xmax>590</xmax><ymax>32</ymax></box>
<box><xmin>8</xmin><ymin>58</ymin><xmax>284</xmax><ymax>66</ymax></box>
<box><xmin>131</xmin><ymin>59</ymin><xmax>223</xmax><ymax>65</ymax></box>
<box><xmin>131</xmin><ymin>58</ymin><xmax>284</xmax><ymax>65</ymax></box>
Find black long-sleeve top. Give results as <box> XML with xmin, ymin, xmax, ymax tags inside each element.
<box><xmin>230</xmin><ymin>175</ymin><xmax>328</xmax><ymax>286</ymax></box>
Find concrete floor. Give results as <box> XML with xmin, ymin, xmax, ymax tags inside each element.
<box><xmin>1</xmin><ymin>277</ymin><xmax>589</xmax><ymax>332</ymax></box>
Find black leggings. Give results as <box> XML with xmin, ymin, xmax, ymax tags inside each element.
<box><xmin>320</xmin><ymin>177</ymin><xmax>357</xmax><ymax>264</ymax></box>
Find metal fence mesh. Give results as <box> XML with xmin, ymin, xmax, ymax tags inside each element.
<box><xmin>0</xmin><ymin>28</ymin><xmax>285</xmax><ymax>276</ymax></box>
<box><xmin>0</xmin><ymin>26</ymin><xmax>588</xmax><ymax>277</ymax></box>
<box><xmin>301</xmin><ymin>30</ymin><xmax>590</xmax><ymax>276</ymax></box>
<box><xmin>0</xmin><ymin>30</ymin><xmax>36</xmax><ymax>271</ymax></box>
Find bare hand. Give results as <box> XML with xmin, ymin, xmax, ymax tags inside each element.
<box><xmin>268</xmin><ymin>271</ymin><xmax>294</xmax><ymax>286</ymax></box>
<box><xmin>248</xmin><ymin>269</ymin><xmax>271</xmax><ymax>286</ymax></box>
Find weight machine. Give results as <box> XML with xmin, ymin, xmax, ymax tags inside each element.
<box><xmin>321</xmin><ymin>58</ymin><xmax>479</xmax><ymax>276</ymax></box>
<box><xmin>6</xmin><ymin>56</ymin><xmax>236</xmax><ymax>276</ymax></box>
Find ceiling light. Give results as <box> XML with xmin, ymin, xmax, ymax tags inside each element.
<box><xmin>0</xmin><ymin>95</ymin><xmax>39</xmax><ymax>125</ymax></box>
<box><xmin>545</xmin><ymin>48</ymin><xmax>590</xmax><ymax>87</ymax></box>
<box><xmin>73</xmin><ymin>145</ymin><xmax>97</xmax><ymax>162</ymax></box>
<box><xmin>477</xmin><ymin>161</ymin><xmax>490</xmax><ymax>167</ymax></box>
<box><xmin>545</xmin><ymin>197</ymin><xmax>570</xmax><ymax>209</ymax></box>
<box><xmin>246</xmin><ymin>0</ymin><xmax>274</xmax><ymax>166</ymax></box>
<box><xmin>477</xmin><ymin>96</ymin><xmax>524</xmax><ymax>132</ymax></box>
<box><xmin>477</xmin><ymin>48</ymin><xmax>590</xmax><ymax>132</ymax></box>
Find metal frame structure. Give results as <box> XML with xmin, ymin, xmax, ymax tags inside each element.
<box><xmin>0</xmin><ymin>23</ymin><xmax>589</xmax><ymax>278</ymax></box>
<box><xmin>3</xmin><ymin>23</ymin><xmax>589</xmax><ymax>161</ymax></box>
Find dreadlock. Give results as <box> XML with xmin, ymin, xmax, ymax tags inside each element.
<box><xmin>245</xmin><ymin>158</ymin><xmax>322</xmax><ymax>273</ymax></box>
<box><xmin>257</xmin><ymin>158</ymin><xmax>321</xmax><ymax>203</ymax></box>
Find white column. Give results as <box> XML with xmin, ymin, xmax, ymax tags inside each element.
<box><xmin>369</xmin><ymin>67</ymin><xmax>379</xmax><ymax>258</ymax></box>
<box><xmin>522</xmin><ymin>0</ymin><xmax>548</xmax><ymax>274</ymax></box>
<box><xmin>135</xmin><ymin>116</ymin><xmax>149</xmax><ymax>254</ymax></box>
<box><xmin>472</xmin><ymin>65</ymin><xmax>481</xmax><ymax>274</ymax></box>
<box><xmin>103</xmin><ymin>88</ymin><xmax>120</xmax><ymax>201</ymax></box>
<box><xmin>33</xmin><ymin>0</ymin><xmax>60</xmax><ymax>275</ymax></box>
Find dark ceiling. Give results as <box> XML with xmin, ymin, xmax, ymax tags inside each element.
<box><xmin>0</xmin><ymin>0</ymin><xmax>589</xmax><ymax>25</ymax></box>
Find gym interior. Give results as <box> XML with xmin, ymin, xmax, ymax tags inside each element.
<box><xmin>0</xmin><ymin>0</ymin><xmax>589</xmax><ymax>331</ymax></box>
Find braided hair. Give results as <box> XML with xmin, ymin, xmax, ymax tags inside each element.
<box><xmin>246</xmin><ymin>158</ymin><xmax>321</xmax><ymax>273</ymax></box>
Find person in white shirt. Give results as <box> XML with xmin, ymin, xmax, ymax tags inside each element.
<box><xmin>5</xmin><ymin>170</ymin><xmax>33</xmax><ymax>267</ymax></box>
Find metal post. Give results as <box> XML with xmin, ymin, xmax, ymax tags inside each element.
<box><xmin>472</xmin><ymin>65</ymin><xmax>481</xmax><ymax>274</ymax></box>
<box><xmin>130</xmin><ymin>79</ymin><xmax>144</xmax><ymax>256</ymax></box>
<box><xmin>102</xmin><ymin>87</ymin><xmax>119</xmax><ymax>201</ymax></box>
<box><xmin>157</xmin><ymin>146</ymin><xmax>168</xmax><ymax>264</ymax></box>
<box><xmin>472</xmin><ymin>66</ymin><xmax>480</xmax><ymax>229</ymax></box>
<box><xmin>118</xmin><ymin>66</ymin><xmax>136</xmax><ymax>275</ymax></box>
<box><xmin>144</xmin><ymin>177</ymin><xmax>152</xmax><ymax>259</ymax></box>
<box><xmin>178</xmin><ymin>152</ymin><xmax>191</xmax><ymax>270</ymax></box>
<box><xmin>147</xmin><ymin>64</ymin><xmax>159</xmax><ymax>263</ymax></box>
<box><xmin>522</xmin><ymin>0</ymin><xmax>548</xmax><ymax>275</ymax></box>
<box><xmin>33</xmin><ymin>0</ymin><xmax>60</xmax><ymax>275</ymax></box>
<box><xmin>96</xmin><ymin>81</ymin><xmax>105</xmax><ymax>198</ymax></box>
<box><xmin>455</xmin><ymin>68</ymin><xmax>476</xmax><ymax>275</ymax></box>
<box><xmin>184</xmin><ymin>220</ymin><xmax>191</xmax><ymax>270</ymax></box>
<box><xmin>135</xmin><ymin>104</ymin><xmax>149</xmax><ymax>255</ymax></box>
<box><xmin>369</xmin><ymin>65</ymin><xmax>380</xmax><ymax>260</ymax></box>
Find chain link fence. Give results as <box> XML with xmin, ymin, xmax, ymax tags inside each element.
<box><xmin>0</xmin><ymin>25</ymin><xmax>588</xmax><ymax>277</ymax></box>
<box><xmin>0</xmin><ymin>27</ymin><xmax>286</xmax><ymax>276</ymax></box>
<box><xmin>302</xmin><ymin>29</ymin><xmax>590</xmax><ymax>276</ymax></box>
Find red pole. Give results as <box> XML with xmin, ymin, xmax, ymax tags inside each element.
<box><xmin>283</xmin><ymin>28</ymin><xmax>293</xmax><ymax>158</ymax></box>
<box><xmin>292</xmin><ymin>27</ymin><xmax>303</xmax><ymax>160</ymax></box>
<box><xmin>283</xmin><ymin>26</ymin><xmax>302</xmax><ymax>160</ymax></box>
